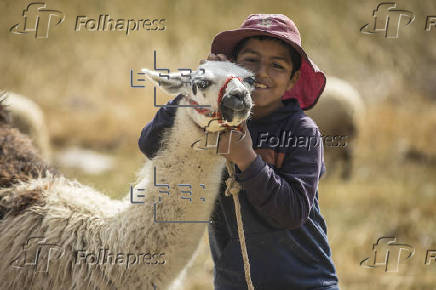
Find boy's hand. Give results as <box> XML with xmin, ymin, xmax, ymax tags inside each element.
<box><xmin>217</xmin><ymin>122</ymin><xmax>257</xmax><ymax>172</ymax></box>
<box><xmin>200</xmin><ymin>53</ymin><xmax>231</xmax><ymax>64</ymax></box>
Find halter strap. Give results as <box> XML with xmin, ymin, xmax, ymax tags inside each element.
<box><xmin>184</xmin><ymin>76</ymin><xmax>243</xmax><ymax>131</ymax></box>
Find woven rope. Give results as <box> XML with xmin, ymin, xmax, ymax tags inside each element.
<box><xmin>225</xmin><ymin>159</ymin><xmax>255</xmax><ymax>290</ymax></box>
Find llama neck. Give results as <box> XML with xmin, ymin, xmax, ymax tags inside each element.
<box><xmin>150</xmin><ymin>106</ymin><xmax>226</xmax><ymax>219</ymax></box>
<box><xmin>110</xmin><ymin>107</ymin><xmax>225</xmax><ymax>279</ymax></box>
<box><xmin>99</xmin><ymin>102</ymin><xmax>229</xmax><ymax>288</ymax></box>
<box><xmin>114</xmin><ymin>106</ymin><xmax>226</xmax><ymax>239</ymax></box>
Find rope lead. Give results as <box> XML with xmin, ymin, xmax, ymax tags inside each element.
<box><xmin>225</xmin><ymin>159</ymin><xmax>255</xmax><ymax>290</ymax></box>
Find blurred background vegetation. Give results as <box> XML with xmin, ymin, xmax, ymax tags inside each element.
<box><xmin>1</xmin><ymin>0</ymin><xmax>436</xmax><ymax>289</ymax></box>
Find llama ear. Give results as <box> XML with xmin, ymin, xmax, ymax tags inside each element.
<box><xmin>141</xmin><ymin>69</ymin><xmax>188</xmax><ymax>94</ymax></box>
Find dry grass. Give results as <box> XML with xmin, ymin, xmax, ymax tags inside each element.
<box><xmin>2</xmin><ymin>0</ymin><xmax>436</xmax><ymax>289</ymax></box>
<box><xmin>322</xmin><ymin>101</ymin><xmax>436</xmax><ymax>289</ymax></box>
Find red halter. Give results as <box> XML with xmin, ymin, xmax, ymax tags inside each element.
<box><xmin>185</xmin><ymin>76</ymin><xmax>244</xmax><ymax>131</ymax></box>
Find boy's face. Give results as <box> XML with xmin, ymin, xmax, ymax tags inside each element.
<box><xmin>236</xmin><ymin>38</ymin><xmax>299</xmax><ymax>112</ymax></box>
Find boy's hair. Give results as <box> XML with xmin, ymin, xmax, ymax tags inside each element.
<box><xmin>232</xmin><ymin>35</ymin><xmax>302</xmax><ymax>79</ymax></box>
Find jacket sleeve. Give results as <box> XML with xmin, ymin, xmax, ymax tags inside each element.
<box><xmin>138</xmin><ymin>94</ymin><xmax>184</xmax><ymax>159</ymax></box>
<box><xmin>234</xmin><ymin>117</ymin><xmax>324</xmax><ymax>230</ymax></box>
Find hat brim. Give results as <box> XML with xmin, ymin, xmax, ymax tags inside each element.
<box><xmin>211</xmin><ymin>28</ymin><xmax>326</xmax><ymax>110</ymax></box>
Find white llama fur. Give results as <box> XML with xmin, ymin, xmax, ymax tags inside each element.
<box><xmin>0</xmin><ymin>61</ymin><xmax>254</xmax><ymax>289</ymax></box>
<box><xmin>3</xmin><ymin>92</ymin><xmax>52</xmax><ymax>162</ymax></box>
<box><xmin>307</xmin><ymin>76</ymin><xmax>365</xmax><ymax>179</ymax></box>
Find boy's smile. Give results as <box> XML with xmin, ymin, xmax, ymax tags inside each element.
<box><xmin>236</xmin><ymin>38</ymin><xmax>300</xmax><ymax>119</ymax></box>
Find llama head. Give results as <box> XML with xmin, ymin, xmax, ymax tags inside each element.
<box><xmin>142</xmin><ymin>61</ymin><xmax>254</xmax><ymax>132</ymax></box>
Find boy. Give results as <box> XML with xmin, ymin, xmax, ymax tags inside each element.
<box><xmin>139</xmin><ymin>14</ymin><xmax>339</xmax><ymax>290</ymax></box>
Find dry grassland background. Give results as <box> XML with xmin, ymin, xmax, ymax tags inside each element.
<box><xmin>1</xmin><ymin>0</ymin><xmax>436</xmax><ymax>289</ymax></box>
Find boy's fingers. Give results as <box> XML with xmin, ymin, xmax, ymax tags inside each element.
<box><xmin>233</xmin><ymin>128</ymin><xmax>246</xmax><ymax>142</ymax></box>
<box><xmin>238</xmin><ymin>121</ymin><xmax>248</xmax><ymax>134</ymax></box>
<box><xmin>207</xmin><ymin>53</ymin><xmax>218</xmax><ymax>61</ymax></box>
<box><xmin>216</xmin><ymin>54</ymin><xmax>229</xmax><ymax>61</ymax></box>
<box><xmin>205</xmin><ymin>53</ymin><xmax>230</xmax><ymax>62</ymax></box>
<box><xmin>200</xmin><ymin>53</ymin><xmax>231</xmax><ymax>65</ymax></box>
<box><xmin>234</xmin><ymin>122</ymin><xmax>249</xmax><ymax>142</ymax></box>
<box><xmin>200</xmin><ymin>53</ymin><xmax>219</xmax><ymax>64</ymax></box>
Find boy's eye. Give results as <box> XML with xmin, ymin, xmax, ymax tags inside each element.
<box><xmin>272</xmin><ymin>63</ymin><xmax>284</xmax><ymax>69</ymax></box>
<box><xmin>239</xmin><ymin>56</ymin><xmax>258</xmax><ymax>64</ymax></box>
<box><xmin>243</xmin><ymin>77</ymin><xmax>255</xmax><ymax>86</ymax></box>
<box><xmin>197</xmin><ymin>79</ymin><xmax>211</xmax><ymax>89</ymax></box>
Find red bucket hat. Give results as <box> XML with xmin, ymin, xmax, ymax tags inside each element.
<box><xmin>211</xmin><ymin>14</ymin><xmax>326</xmax><ymax>110</ymax></box>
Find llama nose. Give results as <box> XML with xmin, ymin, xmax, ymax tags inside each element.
<box><xmin>222</xmin><ymin>93</ymin><xmax>245</xmax><ymax>111</ymax></box>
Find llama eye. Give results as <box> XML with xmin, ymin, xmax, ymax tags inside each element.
<box><xmin>244</xmin><ymin>77</ymin><xmax>255</xmax><ymax>86</ymax></box>
<box><xmin>197</xmin><ymin>79</ymin><xmax>211</xmax><ymax>89</ymax></box>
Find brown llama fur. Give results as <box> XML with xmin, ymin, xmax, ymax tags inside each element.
<box><xmin>0</xmin><ymin>95</ymin><xmax>53</xmax><ymax>219</ymax></box>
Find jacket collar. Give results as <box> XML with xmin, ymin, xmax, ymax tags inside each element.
<box><xmin>248</xmin><ymin>98</ymin><xmax>302</xmax><ymax>125</ymax></box>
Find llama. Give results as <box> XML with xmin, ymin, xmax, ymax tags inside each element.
<box><xmin>307</xmin><ymin>76</ymin><xmax>364</xmax><ymax>180</ymax></box>
<box><xmin>0</xmin><ymin>60</ymin><xmax>254</xmax><ymax>289</ymax></box>
<box><xmin>2</xmin><ymin>91</ymin><xmax>52</xmax><ymax>163</ymax></box>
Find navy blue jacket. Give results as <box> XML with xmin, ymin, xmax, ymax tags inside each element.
<box><xmin>138</xmin><ymin>95</ymin><xmax>339</xmax><ymax>290</ymax></box>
